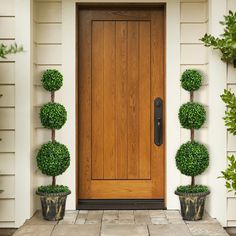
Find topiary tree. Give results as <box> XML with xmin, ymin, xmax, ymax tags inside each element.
<box><xmin>176</xmin><ymin>69</ymin><xmax>209</xmax><ymax>189</ymax></box>
<box><xmin>36</xmin><ymin>69</ymin><xmax>70</xmax><ymax>191</ymax></box>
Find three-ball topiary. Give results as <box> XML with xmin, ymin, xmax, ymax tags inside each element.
<box><xmin>40</xmin><ymin>102</ymin><xmax>67</xmax><ymax>130</ymax></box>
<box><xmin>181</xmin><ymin>69</ymin><xmax>203</xmax><ymax>91</ymax></box>
<box><xmin>179</xmin><ymin>102</ymin><xmax>206</xmax><ymax>130</ymax></box>
<box><xmin>176</xmin><ymin>141</ymin><xmax>209</xmax><ymax>177</ymax></box>
<box><xmin>41</xmin><ymin>69</ymin><xmax>63</xmax><ymax>92</ymax></box>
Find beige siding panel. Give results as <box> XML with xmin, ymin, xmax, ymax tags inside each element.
<box><xmin>0</xmin><ymin>131</ymin><xmax>14</xmax><ymax>152</ymax></box>
<box><xmin>0</xmin><ymin>63</ymin><xmax>14</xmax><ymax>84</ymax></box>
<box><xmin>0</xmin><ymin>18</ymin><xmax>15</xmax><ymax>39</ymax></box>
<box><xmin>36</xmin><ymin>45</ymin><xmax>61</xmax><ymax>64</ymax></box>
<box><xmin>0</xmin><ymin>109</ymin><xmax>14</xmax><ymax>129</ymax></box>
<box><xmin>36</xmin><ymin>2</ymin><xmax>62</xmax><ymax>23</ymax></box>
<box><xmin>181</xmin><ymin>23</ymin><xmax>206</xmax><ymax>44</ymax></box>
<box><xmin>35</xmin><ymin>86</ymin><xmax>50</xmax><ymax>106</ymax></box>
<box><xmin>180</xmin><ymin>128</ymin><xmax>190</xmax><ymax>143</ymax></box>
<box><xmin>181</xmin><ymin>3</ymin><xmax>207</xmax><ymax>23</ymax></box>
<box><xmin>0</xmin><ymin>0</ymin><xmax>15</xmax><ymax>16</ymax></box>
<box><xmin>34</xmin><ymin>107</ymin><xmax>42</xmax><ymax>128</ymax></box>
<box><xmin>228</xmin><ymin>198</ymin><xmax>236</xmax><ymax>220</ymax></box>
<box><xmin>181</xmin><ymin>45</ymin><xmax>207</xmax><ymax>64</ymax></box>
<box><xmin>0</xmin><ymin>154</ymin><xmax>14</xmax><ymax>174</ymax></box>
<box><xmin>228</xmin><ymin>221</ymin><xmax>236</xmax><ymax>227</ymax></box>
<box><xmin>228</xmin><ymin>133</ymin><xmax>236</xmax><ymax>152</ymax></box>
<box><xmin>181</xmin><ymin>0</ymin><xmax>206</xmax><ymax>2</ymax></box>
<box><xmin>228</xmin><ymin>0</ymin><xmax>236</xmax><ymax>11</ymax></box>
<box><xmin>181</xmin><ymin>65</ymin><xmax>208</xmax><ymax>85</ymax></box>
<box><xmin>195</xmin><ymin>127</ymin><xmax>208</xmax><ymax>143</ymax></box>
<box><xmin>34</xmin><ymin>65</ymin><xmax>62</xmax><ymax>85</ymax></box>
<box><xmin>0</xmin><ymin>86</ymin><xmax>14</xmax><ymax>107</ymax></box>
<box><xmin>37</xmin><ymin>24</ymin><xmax>61</xmax><ymax>44</ymax></box>
<box><xmin>228</xmin><ymin>65</ymin><xmax>236</xmax><ymax>84</ymax></box>
<box><xmin>35</xmin><ymin>129</ymin><xmax>50</xmax><ymax>148</ymax></box>
<box><xmin>0</xmin><ymin>176</ymin><xmax>14</xmax><ymax>198</ymax></box>
<box><xmin>0</xmin><ymin>200</ymin><xmax>14</xmax><ymax>221</ymax></box>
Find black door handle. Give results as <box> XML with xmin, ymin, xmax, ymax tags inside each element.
<box><xmin>154</xmin><ymin>98</ymin><xmax>163</xmax><ymax>146</ymax></box>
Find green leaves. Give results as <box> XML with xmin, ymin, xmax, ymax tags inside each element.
<box><xmin>42</xmin><ymin>69</ymin><xmax>63</xmax><ymax>92</ymax></box>
<box><xmin>179</xmin><ymin>102</ymin><xmax>206</xmax><ymax>130</ymax></box>
<box><xmin>0</xmin><ymin>43</ymin><xmax>23</xmax><ymax>59</ymax></box>
<box><xmin>40</xmin><ymin>102</ymin><xmax>67</xmax><ymax>130</ymax></box>
<box><xmin>221</xmin><ymin>89</ymin><xmax>236</xmax><ymax>135</ymax></box>
<box><xmin>220</xmin><ymin>155</ymin><xmax>236</xmax><ymax>192</ymax></box>
<box><xmin>175</xmin><ymin>141</ymin><xmax>209</xmax><ymax>177</ymax></box>
<box><xmin>176</xmin><ymin>185</ymin><xmax>209</xmax><ymax>194</ymax></box>
<box><xmin>37</xmin><ymin>185</ymin><xmax>70</xmax><ymax>194</ymax></box>
<box><xmin>36</xmin><ymin>141</ymin><xmax>70</xmax><ymax>177</ymax></box>
<box><xmin>201</xmin><ymin>11</ymin><xmax>236</xmax><ymax>67</ymax></box>
<box><xmin>181</xmin><ymin>69</ymin><xmax>202</xmax><ymax>92</ymax></box>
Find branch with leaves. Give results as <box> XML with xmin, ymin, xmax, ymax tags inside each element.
<box><xmin>0</xmin><ymin>43</ymin><xmax>23</xmax><ymax>59</ymax></box>
<box><xmin>201</xmin><ymin>11</ymin><xmax>236</xmax><ymax>67</ymax></box>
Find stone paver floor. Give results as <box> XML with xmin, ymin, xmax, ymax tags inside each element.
<box><xmin>13</xmin><ymin>210</ymin><xmax>229</xmax><ymax>236</ymax></box>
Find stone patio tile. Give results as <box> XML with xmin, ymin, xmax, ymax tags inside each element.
<box><xmin>119</xmin><ymin>210</ymin><xmax>134</xmax><ymax>215</ymax></box>
<box><xmin>151</xmin><ymin>217</ymin><xmax>168</xmax><ymax>225</ymax></box>
<box><xmin>76</xmin><ymin>211</ymin><xmax>88</xmax><ymax>224</ymax></box>
<box><xmin>135</xmin><ymin>215</ymin><xmax>151</xmax><ymax>224</ymax></box>
<box><xmin>165</xmin><ymin>210</ymin><xmax>182</xmax><ymax>219</ymax></box>
<box><xmin>104</xmin><ymin>210</ymin><xmax>118</xmax><ymax>214</ymax></box>
<box><xmin>59</xmin><ymin>211</ymin><xmax>78</xmax><ymax>224</ymax></box>
<box><xmin>13</xmin><ymin>225</ymin><xmax>54</xmax><ymax>236</ymax></box>
<box><xmin>24</xmin><ymin>211</ymin><xmax>57</xmax><ymax>225</ymax></box>
<box><xmin>85</xmin><ymin>211</ymin><xmax>103</xmax><ymax>224</ymax></box>
<box><xmin>148</xmin><ymin>224</ymin><xmax>192</xmax><ymax>236</ymax></box>
<box><xmin>134</xmin><ymin>210</ymin><xmax>149</xmax><ymax>215</ymax></box>
<box><xmin>187</xmin><ymin>223</ymin><xmax>229</xmax><ymax>236</ymax></box>
<box><xmin>101</xmin><ymin>224</ymin><xmax>149</xmax><ymax>236</ymax></box>
<box><xmin>149</xmin><ymin>210</ymin><xmax>165</xmax><ymax>218</ymax></box>
<box><xmin>168</xmin><ymin>218</ymin><xmax>185</xmax><ymax>224</ymax></box>
<box><xmin>52</xmin><ymin>224</ymin><xmax>100</xmax><ymax>236</ymax></box>
<box><xmin>119</xmin><ymin>219</ymin><xmax>135</xmax><ymax>224</ymax></box>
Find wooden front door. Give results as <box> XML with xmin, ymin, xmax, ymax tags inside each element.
<box><xmin>77</xmin><ymin>5</ymin><xmax>165</xmax><ymax>201</ymax></box>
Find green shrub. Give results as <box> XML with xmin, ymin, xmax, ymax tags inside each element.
<box><xmin>220</xmin><ymin>155</ymin><xmax>236</xmax><ymax>192</ymax></box>
<box><xmin>37</xmin><ymin>185</ymin><xmax>70</xmax><ymax>194</ymax></box>
<box><xmin>221</xmin><ymin>89</ymin><xmax>236</xmax><ymax>135</ymax></box>
<box><xmin>176</xmin><ymin>185</ymin><xmax>209</xmax><ymax>193</ymax></box>
<box><xmin>201</xmin><ymin>11</ymin><xmax>236</xmax><ymax>67</ymax></box>
<box><xmin>179</xmin><ymin>102</ymin><xmax>206</xmax><ymax>129</ymax></box>
<box><xmin>40</xmin><ymin>102</ymin><xmax>67</xmax><ymax>130</ymax></box>
<box><xmin>36</xmin><ymin>141</ymin><xmax>70</xmax><ymax>176</ymax></box>
<box><xmin>176</xmin><ymin>141</ymin><xmax>209</xmax><ymax>176</ymax></box>
<box><xmin>42</xmin><ymin>69</ymin><xmax>63</xmax><ymax>92</ymax></box>
<box><xmin>181</xmin><ymin>70</ymin><xmax>202</xmax><ymax>91</ymax></box>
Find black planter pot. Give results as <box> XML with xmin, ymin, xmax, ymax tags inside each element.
<box><xmin>36</xmin><ymin>190</ymin><xmax>71</xmax><ymax>221</ymax></box>
<box><xmin>175</xmin><ymin>190</ymin><xmax>210</xmax><ymax>221</ymax></box>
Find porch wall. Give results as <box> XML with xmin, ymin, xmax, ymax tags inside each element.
<box><xmin>225</xmin><ymin>0</ymin><xmax>236</xmax><ymax>227</ymax></box>
<box><xmin>0</xmin><ymin>0</ymin><xmax>17</xmax><ymax>227</ymax></box>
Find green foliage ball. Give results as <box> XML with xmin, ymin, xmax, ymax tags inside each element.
<box><xmin>179</xmin><ymin>102</ymin><xmax>206</xmax><ymax>130</ymax></box>
<box><xmin>181</xmin><ymin>69</ymin><xmax>202</xmax><ymax>91</ymax></box>
<box><xmin>36</xmin><ymin>141</ymin><xmax>70</xmax><ymax>177</ymax></box>
<box><xmin>42</xmin><ymin>69</ymin><xmax>63</xmax><ymax>92</ymax></box>
<box><xmin>176</xmin><ymin>141</ymin><xmax>209</xmax><ymax>177</ymax></box>
<box><xmin>40</xmin><ymin>102</ymin><xmax>67</xmax><ymax>130</ymax></box>
<box><xmin>176</xmin><ymin>185</ymin><xmax>209</xmax><ymax>194</ymax></box>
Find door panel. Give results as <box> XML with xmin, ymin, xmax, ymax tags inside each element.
<box><xmin>78</xmin><ymin>7</ymin><xmax>165</xmax><ymax>199</ymax></box>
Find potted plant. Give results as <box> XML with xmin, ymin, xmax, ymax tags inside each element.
<box><xmin>175</xmin><ymin>69</ymin><xmax>210</xmax><ymax>221</ymax></box>
<box><xmin>36</xmin><ymin>69</ymin><xmax>70</xmax><ymax>221</ymax></box>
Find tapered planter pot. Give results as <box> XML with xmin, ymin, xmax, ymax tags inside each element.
<box><xmin>36</xmin><ymin>191</ymin><xmax>71</xmax><ymax>221</ymax></box>
<box><xmin>175</xmin><ymin>190</ymin><xmax>210</xmax><ymax>221</ymax></box>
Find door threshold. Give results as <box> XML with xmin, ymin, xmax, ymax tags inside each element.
<box><xmin>77</xmin><ymin>199</ymin><xmax>166</xmax><ymax>210</ymax></box>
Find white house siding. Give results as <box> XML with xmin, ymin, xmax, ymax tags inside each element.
<box><xmin>225</xmin><ymin>0</ymin><xmax>236</xmax><ymax>227</ymax></box>
<box><xmin>179</xmin><ymin>0</ymin><xmax>209</xmax><ymax>186</ymax></box>
<box><xmin>0</xmin><ymin>0</ymin><xmax>16</xmax><ymax>227</ymax></box>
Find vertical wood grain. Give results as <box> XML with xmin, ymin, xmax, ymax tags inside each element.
<box><xmin>116</xmin><ymin>21</ymin><xmax>128</xmax><ymax>179</ymax></box>
<box><xmin>91</xmin><ymin>21</ymin><xmax>104</xmax><ymax>179</ymax></box>
<box><xmin>127</xmin><ymin>21</ymin><xmax>139</xmax><ymax>179</ymax></box>
<box><xmin>139</xmin><ymin>21</ymin><xmax>151</xmax><ymax>179</ymax></box>
<box><xmin>103</xmin><ymin>21</ymin><xmax>116</xmax><ymax>179</ymax></box>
